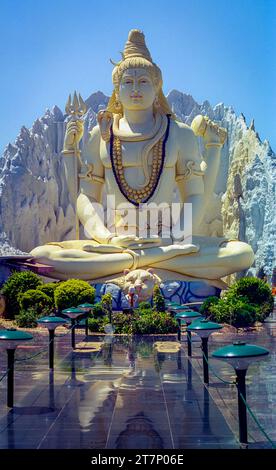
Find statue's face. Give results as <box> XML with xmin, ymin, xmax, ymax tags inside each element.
<box><xmin>119</xmin><ymin>68</ymin><xmax>156</xmax><ymax>111</ymax></box>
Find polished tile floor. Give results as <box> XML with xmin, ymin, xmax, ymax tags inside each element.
<box><xmin>0</xmin><ymin>320</ymin><xmax>275</xmax><ymax>449</ymax></box>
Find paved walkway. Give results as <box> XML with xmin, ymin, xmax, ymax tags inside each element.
<box><xmin>0</xmin><ymin>333</ymin><xmax>238</xmax><ymax>449</ymax></box>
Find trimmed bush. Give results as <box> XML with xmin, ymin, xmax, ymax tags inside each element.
<box><xmin>203</xmin><ymin>277</ymin><xmax>274</xmax><ymax>327</ymax></box>
<box><xmin>255</xmin><ymin>301</ymin><xmax>274</xmax><ymax>322</ymax></box>
<box><xmin>39</xmin><ymin>282</ymin><xmax>60</xmax><ymax>306</ymax></box>
<box><xmin>200</xmin><ymin>296</ymin><xmax>220</xmax><ymax>318</ymax></box>
<box><xmin>19</xmin><ymin>289</ymin><xmax>52</xmax><ymax>315</ymax></box>
<box><xmin>208</xmin><ymin>297</ymin><xmax>256</xmax><ymax>327</ymax></box>
<box><xmin>228</xmin><ymin>277</ymin><xmax>273</xmax><ymax>308</ymax></box>
<box><xmin>15</xmin><ymin>308</ymin><xmax>39</xmax><ymax>328</ymax></box>
<box><xmin>1</xmin><ymin>271</ymin><xmax>43</xmax><ymax>319</ymax></box>
<box><xmin>54</xmin><ymin>279</ymin><xmax>95</xmax><ymax>311</ymax></box>
<box><xmin>153</xmin><ymin>285</ymin><xmax>166</xmax><ymax>312</ymax></box>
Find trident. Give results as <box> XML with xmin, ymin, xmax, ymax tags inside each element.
<box><xmin>65</xmin><ymin>91</ymin><xmax>87</xmax><ymax>239</ymax></box>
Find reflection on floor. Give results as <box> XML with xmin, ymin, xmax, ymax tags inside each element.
<box><xmin>0</xmin><ymin>324</ymin><xmax>275</xmax><ymax>449</ymax></box>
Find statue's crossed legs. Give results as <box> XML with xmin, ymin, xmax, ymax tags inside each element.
<box><xmin>30</xmin><ymin>235</ymin><xmax>254</xmax><ymax>281</ymax></box>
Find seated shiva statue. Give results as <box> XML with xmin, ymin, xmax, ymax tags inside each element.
<box><xmin>30</xmin><ymin>29</ymin><xmax>254</xmax><ymax>285</ymax></box>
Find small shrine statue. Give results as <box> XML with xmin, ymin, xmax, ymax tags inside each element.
<box><xmin>30</xmin><ymin>29</ymin><xmax>254</xmax><ymax>288</ymax></box>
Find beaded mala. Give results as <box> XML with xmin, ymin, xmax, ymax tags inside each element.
<box><xmin>110</xmin><ymin>115</ymin><xmax>170</xmax><ymax>206</ymax></box>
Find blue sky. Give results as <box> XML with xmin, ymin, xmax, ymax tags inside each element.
<box><xmin>0</xmin><ymin>0</ymin><xmax>275</xmax><ymax>152</ymax></box>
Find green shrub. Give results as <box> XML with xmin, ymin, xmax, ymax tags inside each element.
<box><xmin>232</xmin><ymin>302</ymin><xmax>256</xmax><ymax>327</ymax></box>
<box><xmin>90</xmin><ymin>309</ymin><xmax>178</xmax><ymax>335</ymax></box>
<box><xmin>153</xmin><ymin>285</ymin><xmax>166</xmax><ymax>312</ymax></box>
<box><xmin>208</xmin><ymin>297</ymin><xmax>256</xmax><ymax>327</ymax></box>
<box><xmin>101</xmin><ymin>293</ymin><xmax>112</xmax><ymax>310</ymax></box>
<box><xmin>200</xmin><ymin>296</ymin><xmax>220</xmax><ymax>318</ymax></box>
<box><xmin>54</xmin><ymin>279</ymin><xmax>95</xmax><ymax>311</ymax></box>
<box><xmin>15</xmin><ymin>308</ymin><xmax>38</xmax><ymax>328</ymax></box>
<box><xmin>92</xmin><ymin>302</ymin><xmax>105</xmax><ymax>318</ymax></box>
<box><xmin>134</xmin><ymin>305</ymin><xmax>152</xmax><ymax>317</ymax></box>
<box><xmin>134</xmin><ymin>301</ymin><xmax>153</xmax><ymax>317</ymax></box>
<box><xmin>101</xmin><ymin>293</ymin><xmax>113</xmax><ymax>321</ymax></box>
<box><xmin>201</xmin><ymin>277</ymin><xmax>273</xmax><ymax>328</ymax></box>
<box><xmin>138</xmin><ymin>301</ymin><xmax>152</xmax><ymax>310</ymax></box>
<box><xmin>88</xmin><ymin>316</ymin><xmax>108</xmax><ymax>333</ymax></box>
<box><xmin>254</xmin><ymin>301</ymin><xmax>273</xmax><ymax>322</ymax></box>
<box><xmin>19</xmin><ymin>289</ymin><xmax>52</xmax><ymax>315</ymax></box>
<box><xmin>228</xmin><ymin>277</ymin><xmax>273</xmax><ymax>306</ymax></box>
<box><xmin>1</xmin><ymin>271</ymin><xmax>43</xmax><ymax>319</ymax></box>
<box><xmin>39</xmin><ymin>282</ymin><xmax>60</xmax><ymax>306</ymax></box>
<box><xmin>138</xmin><ymin>308</ymin><xmax>153</xmax><ymax>316</ymax></box>
<box><xmin>112</xmin><ymin>312</ymin><xmax>135</xmax><ymax>334</ymax></box>
<box><xmin>132</xmin><ymin>311</ymin><xmax>178</xmax><ymax>334</ymax></box>
<box><xmin>206</xmin><ymin>298</ymin><xmax>231</xmax><ymax>324</ymax></box>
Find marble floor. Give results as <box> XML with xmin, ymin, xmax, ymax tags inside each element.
<box><xmin>0</xmin><ymin>320</ymin><xmax>275</xmax><ymax>449</ymax></box>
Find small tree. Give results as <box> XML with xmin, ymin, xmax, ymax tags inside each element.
<box><xmin>153</xmin><ymin>285</ymin><xmax>166</xmax><ymax>312</ymax></box>
<box><xmin>19</xmin><ymin>289</ymin><xmax>52</xmax><ymax>315</ymax></box>
<box><xmin>101</xmin><ymin>293</ymin><xmax>113</xmax><ymax>323</ymax></box>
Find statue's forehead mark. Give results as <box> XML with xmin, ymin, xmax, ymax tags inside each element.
<box><xmin>122</xmin><ymin>68</ymin><xmax>150</xmax><ymax>78</ymax></box>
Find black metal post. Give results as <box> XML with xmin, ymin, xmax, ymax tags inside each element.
<box><xmin>187</xmin><ymin>321</ymin><xmax>192</xmax><ymax>356</ymax></box>
<box><xmin>49</xmin><ymin>329</ymin><xmax>55</xmax><ymax>369</ymax></box>
<box><xmin>236</xmin><ymin>369</ymin><xmax>248</xmax><ymax>446</ymax></box>
<box><xmin>202</xmin><ymin>337</ymin><xmax>209</xmax><ymax>385</ymax></box>
<box><xmin>177</xmin><ymin>349</ymin><xmax>182</xmax><ymax>370</ymax></box>
<box><xmin>71</xmin><ymin>318</ymin><xmax>76</xmax><ymax>349</ymax></box>
<box><xmin>177</xmin><ymin>319</ymin><xmax>181</xmax><ymax>341</ymax></box>
<box><xmin>7</xmin><ymin>349</ymin><xmax>15</xmax><ymax>408</ymax></box>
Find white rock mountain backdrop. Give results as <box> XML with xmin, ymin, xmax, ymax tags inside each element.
<box><xmin>0</xmin><ymin>90</ymin><xmax>275</xmax><ymax>279</ymax></box>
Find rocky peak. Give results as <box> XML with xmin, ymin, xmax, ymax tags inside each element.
<box><xmin>85</xmin><ymin>91</ymin><xmax>110</xmax><ymax>113</ymax></box>
<box><xmin>167</xmin><ymin>89</ymin><xmax>199</xmax><ymax>118</ymax></box>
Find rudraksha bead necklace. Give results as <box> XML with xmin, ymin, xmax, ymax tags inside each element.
<box><xmin>110</xmin><ymin>115</ymin><xmax>170</xmax><ymax>206</ymax></box>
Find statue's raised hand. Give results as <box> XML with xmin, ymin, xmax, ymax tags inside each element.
<box><xmin>191</xmin><ymin>115</ymin><xmax>227</xmax><ymax>145</ymax></box>
<box><xmin>63</xmin><ymin>119</ymin><xmax>84</xmax><ymax>152</ymax></box>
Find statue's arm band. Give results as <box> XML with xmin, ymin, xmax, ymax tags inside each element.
<box><xmin>79</xmin><ymin>173</ymin><xmax>105</xmax><ymax>184</ymax></box>
<box><xmin>176</xmin><ymin>171</ymin><xmax>204</xmax><ymax>182</ymax></box>
<box><xmin>205</xmin><ymin>142</ymin><xmax>223</xmax><ymax>148</ymax></box>
<box><xmin>61</xmin><ymin>149</ymin><xmax>81</xmax><ymax>157</ymax></box>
